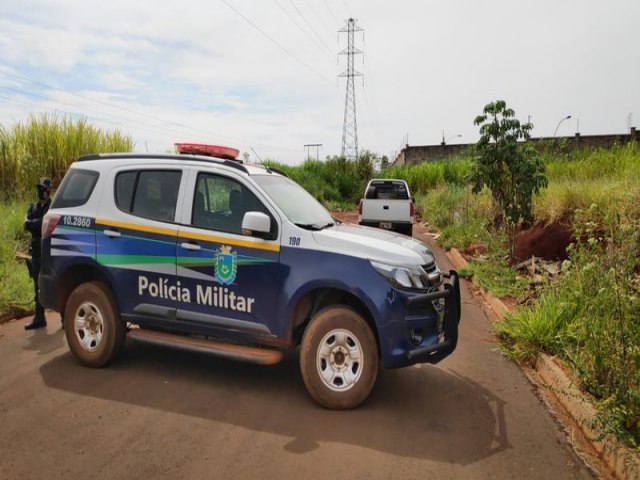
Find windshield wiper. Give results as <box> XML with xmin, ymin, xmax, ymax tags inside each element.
<box><xmin>295</xmin><ymin>222</ymin><xmax>335</xmax><ymax>231</ymax></box>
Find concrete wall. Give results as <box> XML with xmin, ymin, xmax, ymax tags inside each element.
<box><xmin>394</xmin><ymin>128</ymin><xmax>639</xmax><ymax>166</ymax></box>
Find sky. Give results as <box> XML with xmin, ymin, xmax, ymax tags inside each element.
<box><xmin>0</xmin><ymin>0</ymin><xmax>639</xmax><ymax>165</ymax></box>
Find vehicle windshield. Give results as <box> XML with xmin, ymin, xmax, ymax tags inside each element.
<box><xmin>253</xmin><ymin>174</ymin><xmax>334</xmax><ymax>228</ymax></box>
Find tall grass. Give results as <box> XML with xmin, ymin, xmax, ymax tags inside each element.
<box><xmin>0</xmin><ymin>200</ymin><xmax>33</xmax><ymax>317</ymax></box>
<box><xmin>0</xmin><ymin>114</ymin><xmax>134</xmax><ymax>316</ymax></box>
<box><xmin>0</xmin><ymin>113</ymin><xmax>133</xmax><ymax>200</ymax></box>
<box><xmin>264</xmin><ymin>152</ymin><xmax>375</xmax><ymax>208</ymax></box>
<box><xmin>535</xmin><ymin>143</ymin><xmax>640</xmax><ymax>222</ymax></box>
<box><xmin>382</xmin><ymin>157</ymin><xmax>472</xmax><ymax>193</ymax></box>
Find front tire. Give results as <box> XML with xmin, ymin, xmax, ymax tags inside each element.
<box><xmin>300</xmin><ymin>306</ymin><xmax>379</xmax><ymax>409</ymax></box>
<box><xmin>64</xmin><ymin>281</ymin><xmax>126</xmax><ymax>367</ymax></box>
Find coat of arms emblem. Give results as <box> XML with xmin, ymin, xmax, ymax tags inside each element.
<box><xmin>214</xmin><ymin>245</ymin><xmax>237</xmax><ymax>285</ymax></box>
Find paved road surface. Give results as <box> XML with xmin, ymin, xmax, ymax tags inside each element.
<box><xmin>0</xmin><ymin>226</ymin><xmax>592</xmax><ymax>479</ymax></box>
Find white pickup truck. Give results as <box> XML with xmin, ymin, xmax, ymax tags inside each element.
<box><xmin>358</xmin><ymin>179</ymin><xmax>414</xmax><ymax>236</ymax></box>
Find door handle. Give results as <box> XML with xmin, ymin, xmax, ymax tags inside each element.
<box><xmin>180</xmin><ymin>241</ymin><xmax>201</xmax><ymax>251</ymax></box>
<box><xmin>383</xmin><ymin>205</ymin><xmax>389</xmax><ymax>210</ymax></box>
<box><xmin>103</xmin><ymin>229</ymin><xmax>121</xmax><ymax>238</ymax></box>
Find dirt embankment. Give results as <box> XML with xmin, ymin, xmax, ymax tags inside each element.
<box><xmin>514</xmin><ymin>221</ymin><xmax>573</xmax><ymax>261</ymax></box>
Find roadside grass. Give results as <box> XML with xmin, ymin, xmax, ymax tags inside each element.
<box><xmin>380</xmin><ymin>145</ymin><xmax>640</xmax><ymax>447</ymax></box>
<box><xmin>0</xmin><ymin>113</ymin><xmax>133</xmax><ymax>201</ymax></box>
<box><xmin>0</xmin><ymin>114</ymin><xmax>134</xmax><ymax>319</ymax></box>
<box><xmin>264</xmin><ymin>151</ymin><xmax>376</xmax><ymax>208</ymax></box>
<box><xmin>0</xmin><ymin>200</ymin><xmax>33</xmax><ymax>317</ymax></box>
<box><xmin>497</xmin><ymin>212</ymin><xmax>640</xmax><ymax>446</ymax></box>
<box><xmin>496</xmin><ymin>289</ymin><xmax>574</xmax><ymax>362</ymax></box>
<box><xmin>535</xmin><ymin>142</ymin><xmax>640</xmax><ymax>222</ymax></box>
<box><xmin>459</xmin><ymin>258</ymin><xmax>530</xmax><ymax>300</ymax></box>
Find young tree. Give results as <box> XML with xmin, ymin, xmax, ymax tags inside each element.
<box><xmin>469</xmin><ymin>100</ymin><xmax>548</xmax><ymax>260</ymax></box>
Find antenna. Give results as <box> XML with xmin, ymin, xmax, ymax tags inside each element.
<box><xmin>338</xmin><ymin>18</ymin><xmax>363</xmax><ymax>160</ymax></box>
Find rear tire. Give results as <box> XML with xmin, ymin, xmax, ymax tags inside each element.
<box><xmin>396</xmin><ymin>224</ymin><xmax>413</xmax><ymax>237</ymax></box>
<box><xmin>64</xmin><ymin>281</ymin><xmax>126</xmax><ymax>367</ymax></box>
<box><xmin>300</xmin><ymin>306</ymin><xmax>378</xmax><ymax>409</ymax></box>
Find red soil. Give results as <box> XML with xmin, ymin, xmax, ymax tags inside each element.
<box><xmin>514</xmin><ymin>221</ymin><xmax>573</xmax><ymax>262</ymax></box>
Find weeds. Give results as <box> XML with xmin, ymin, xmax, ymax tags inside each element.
<box><xmin>497</xmin><ymin>208</ymin><xmax>640</xmax><ymax>446</ymax></box>
<box><xmin>0</xmin><ymin>200</ymin><xmax>33</xmax><ymax>316</ymax></box>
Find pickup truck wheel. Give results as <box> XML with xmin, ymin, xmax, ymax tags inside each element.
<box><xmin>64</xmin><ymin>281</ymin><xmax>126</xmax><ymax>368</ymax></box>
<box><xmin>300</xmin><ymin>306</ymin><xmax>378</xmax><ymax>409</ymax></box>
<box><xmin>399</xmin><ymin>224</ymin><xmax>413</xmax><ymax>237</ymax></box>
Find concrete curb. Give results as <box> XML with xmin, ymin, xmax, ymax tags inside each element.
<box><xmin>445</xmin><ymin>248</ymin><xmax>507</xmax><ymax>320</ymax></box>
<box><xmin>445</xmin><ymin>247</ymin><xmax>640</xmax><ymax>479</ymax></box>
<box><xmin>536</xmin><ymin>354</ymin><xmax>640</xmax><ymax>479</ymax></box>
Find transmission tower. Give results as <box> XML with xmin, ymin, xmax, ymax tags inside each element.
<box><xmin>338</xmin><ymin>18</ymin><xmax>363</xmax><ymax>160</ymax></box>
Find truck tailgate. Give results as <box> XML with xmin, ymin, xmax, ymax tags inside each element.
<box><xmin>361</xmin><ymin>199</ymin><xmax>410</xmax><ymax>222</ymax></box>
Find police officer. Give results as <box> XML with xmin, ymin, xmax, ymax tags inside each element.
<box><xmin>24</xmin><ymin>177</ymin><xmax>53</xmax><ymax>330</ymax></box>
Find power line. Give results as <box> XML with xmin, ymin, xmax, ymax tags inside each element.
<box><xmin>322</xmin><ymin>0</ymin><xmax>340</xmax><ymax>27</ymax></box>
<box><xmin>0</xmin><ymin>71</ymin><xmax>179</xmax><ymax>129</ymax></box>
<box><xmin>0</xmin><ymin>71</ymin><xmax>303</xmax><ymax>152</ymax></box>
<box><xmin>342</xmin><ymin>0</ymin><xmax>352</xmax><ymax>17</ymax></box>
<box><xmin>273</xmin><ymin>0</ymin><xmax>335</xmax><ymax>63</ymax></box>
<box><xmin>362</xmin><ymin>60</ymin><xmax>385</xmax><ymax>144</ymax></box>
<box><xmin>0</xmin><ymin>93</ymin><xmax>173</xmax><ymax>141</ymax></box>
<box><xmin>287</xmin><ymin>0</ymin><xmax>335</xmax><ymax>58</ymax></box>
<box><xmin>0</xmin><ymin>84</ymin><xmax>168</xmax><ymax>132</ymax></box>
<box><xmin>220</xmin><ymin>0</ymin><xmax>334</xmax><ymax>85</ymax></box>
<box><xmin>303</xmin><ymin>0</ymin><xmax>334</xmax><ymax>36</ymax></box>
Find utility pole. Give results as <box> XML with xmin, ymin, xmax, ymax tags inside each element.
<box><xmin>304</xmin><ymin>143</ymin><xmax>322</xmax><ymax>161</ymax></box>
<box><xmin>338</xmin><ymin>18</ymin><xmax>363</xmax><ymax>160</ymax></box>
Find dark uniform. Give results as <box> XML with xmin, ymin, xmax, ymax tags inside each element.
<box><xmin>24</xmin><ymin>177</ymin><xmax>52</xmax><ymax>330</ymax></box>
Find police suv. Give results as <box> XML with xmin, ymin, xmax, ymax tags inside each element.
<box><xmin>40</xmin><ymin>151</ymin><xmax>461</xmax><ymax>409</ymax></box>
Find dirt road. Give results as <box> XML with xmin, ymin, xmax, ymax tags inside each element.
<box><xmin>0</xmin><ymin>223</ymin><xmax>592</xmax><ymax>479</ymax></box>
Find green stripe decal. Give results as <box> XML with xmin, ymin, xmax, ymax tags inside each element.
<box><xmin>97</xmin><ymin>254</ymin><xmax>175</xmax><ymax>265</ymax></box>
<box><xmin>98</xmin><ymin>253</ymin><xmax>275</xmax><ymax>267</ymax></box>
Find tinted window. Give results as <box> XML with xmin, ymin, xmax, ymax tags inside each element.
<box><xmin>51</xmin><ymin>169</ymin><xmax>99</xmax><ymax>208</ymax></box>
<box><xmin>192</xmin><ymin>173</ymin><xmax>274</xmax><ymax>236</ymax></box>
<box><xmin>115</xmin><ymin>171</ymin><xmax>137</xmax><ymax>211</ymax></box>
<box><xmin>115</xmin><ymin>170</ymin><xmax>181</xmax><ymax>222</ymax></box>
<box><xmin>368</xmin><ymin>181</ymin><xmax>409</xmax><ymax>200</ymax></box>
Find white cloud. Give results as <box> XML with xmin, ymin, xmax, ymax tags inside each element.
<box><xmin>0</xmin><ymin>0</ymin><xmax>638</xmax><ymax>163</ymax></box>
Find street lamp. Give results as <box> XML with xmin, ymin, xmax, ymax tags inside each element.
<box><xmin>553</xmin><ymin>115</ymin><xmax>572</xmax><ymax>137</ymax></box>
<box><xmin>441</xmin><ymin>131</ymin><xmax>461</xmax><ymax>145</ymax></box>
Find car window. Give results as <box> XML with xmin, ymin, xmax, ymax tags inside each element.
<box><xmin>191</xmin><ymin>173</ymin><xmax>273</xmax><ymax>236</ymax></box>
<box><xmin>51</xmin><ymin>169</ymin><xmax>99</xmax><ymax>208</ymax></box>
<box><xmin>115</xmin><ymin>170</ymin><xmax>182</xmax><ymax>223</ymax></box>
<box><xmin>252</xmin><ymin>174</ymin><xmax>333</xmax><ymax>226</ymax></box>
<box><xmin>369</xmin><ymin>181</ymin><xmax>409</xmax><ymax>200</ymax></box>
<box><xmin>115</xmin><ymin>171</ymin><xmax>137</xmax><ymax>211</ymax></box>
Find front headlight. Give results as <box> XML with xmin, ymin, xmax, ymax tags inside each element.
<box><xmin>371</xmin><ymin>260</ymin><xmax>440</xmax><ymax>290</ymax></box>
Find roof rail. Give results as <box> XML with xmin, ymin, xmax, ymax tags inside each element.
<box><xmin>76</xmin><ymin>153</ymin><xmax>249</xmax><ymax>174</ymax></box>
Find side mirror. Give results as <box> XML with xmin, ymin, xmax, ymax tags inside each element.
<box><xmin>242</xmin><ymin>211</ymin><xmax>271</xmax><ymax>238</ymax></box>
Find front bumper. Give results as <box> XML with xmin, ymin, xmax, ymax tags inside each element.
<box><xmin>404</xmin><ymin>270</ymin><xmax>461</xmax><ymax>365</ymax></box>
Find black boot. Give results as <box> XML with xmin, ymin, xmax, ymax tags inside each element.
<box><xmin>24</xmin><ymin>316</ymin><xmax>47</xmax><ymax>330</ymax></box>
<box><xmin>24</xmin><ymin>314</ymin><xmax>47</xmax><ymax>330</ymax></box>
